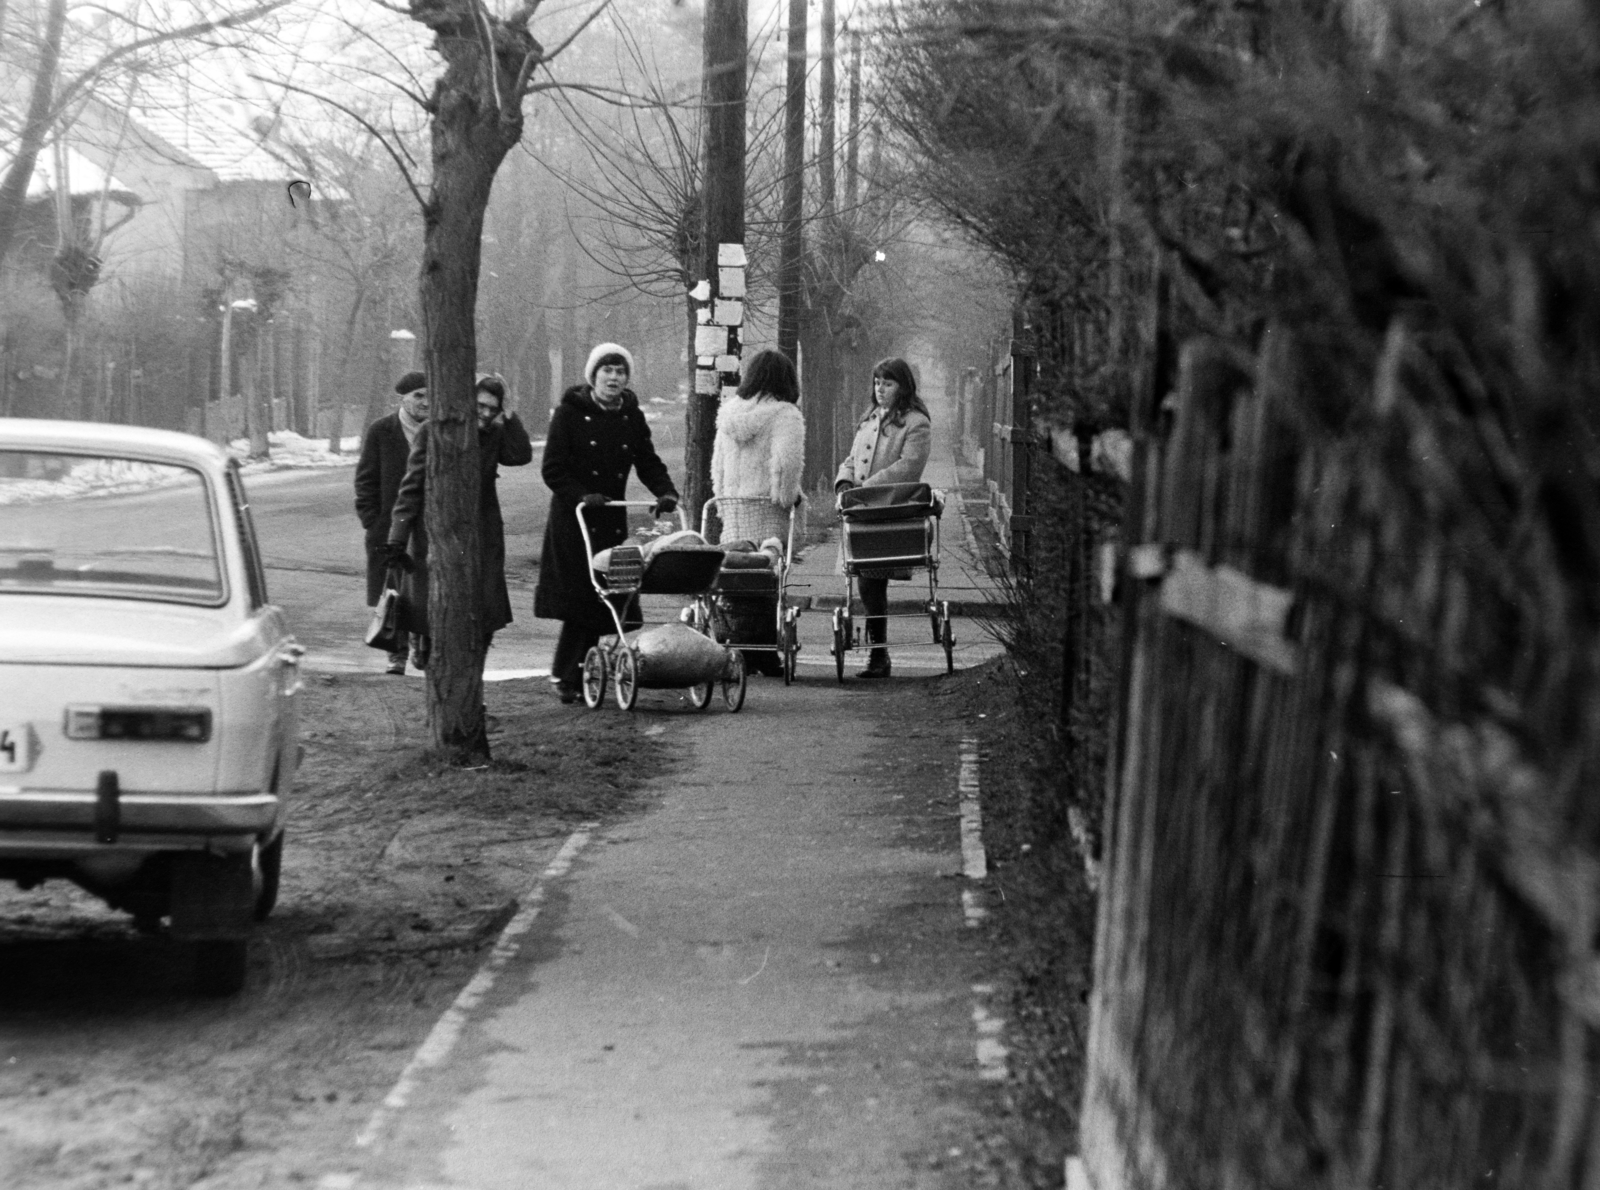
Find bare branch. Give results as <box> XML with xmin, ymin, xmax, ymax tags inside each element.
<box><xmin>537</xmin><ymin>0</ymin><xmax>613</xmax><ymax>70</ymax></box>
<box><xmin>52</xmin><ymin>0</ymin><xmax>292</xmax><ymax>118</ymax></box>
<box><xmin>250</xmin><ymin>74</ymin><xmax>430</xmax><ymax>212</ymax></box>
<box><xmin>468</xmin><ymin>0</ymin><xmax>505</xmax><ymax>116</ymax></box>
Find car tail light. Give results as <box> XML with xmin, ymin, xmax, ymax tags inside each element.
<box><xmin>63</xmin><ymin>706</ymin><xmax>212</xmax><ymax>742</ymax></box>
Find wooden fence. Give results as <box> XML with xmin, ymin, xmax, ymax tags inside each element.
<box><xmin>955</xmin><ymin>333</ymin><xmax>1039</xmax><ymax>566</ymax></box>
<box><xmin>1080</xmin><ymin>325</ymin><xmax>1597</xmax><ymax>1187</ymax></box>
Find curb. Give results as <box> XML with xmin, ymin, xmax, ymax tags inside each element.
<box><xmin>798</xmin><ymin>596</ymin><xmax>1012</xmax><ymax>618</ymax></box>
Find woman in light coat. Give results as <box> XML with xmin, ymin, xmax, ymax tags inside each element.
<box><xmin>834</xmin><ymin>357</ymin><xmax>932</xmax><ymax>679</ymax></box>
<box><xmin>711</xmin><ymin>349</ymin><xmax>806</xmax><ymax>676</ymax></box>
<box><xmin>711</xmin><ymin>348</ymin><xmax>805</xmax><ymax>545</ymax></box>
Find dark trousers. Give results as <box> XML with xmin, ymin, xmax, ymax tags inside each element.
<box><xmin>859</xmin><ymin>576</ymin><xmax>889</xmax><ymax>649</ymax></box>
<box><xmin>553</xmin><ymin>621</ymin><xmax>601</xmax><ymax>690</ymax></box>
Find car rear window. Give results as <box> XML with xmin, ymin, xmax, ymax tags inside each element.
<box><xmin>0</xmin><ymin>450</ymin><xmax>225</xmax><ymax>606</ymax></box>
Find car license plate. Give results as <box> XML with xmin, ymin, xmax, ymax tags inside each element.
<box><xmin>0</xmin><ymin>724</ymin><xmax>37</xmax><ymax>774</ymax></box>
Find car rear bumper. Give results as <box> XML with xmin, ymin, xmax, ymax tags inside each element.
<box><xmin>0</xmin><ymin>789</ymin><xmax>278</xmax><ymax>854</ymax></box>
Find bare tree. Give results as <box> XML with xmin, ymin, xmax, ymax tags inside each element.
<box><xmin>0</xmin><ymin>0</ymin><xmax>289</xmax><ymax>269</ymax></box>
<box><xmin>262</xmin><ymin>0</ymin><xmax>624</xmax><ymax>763</ymax></box>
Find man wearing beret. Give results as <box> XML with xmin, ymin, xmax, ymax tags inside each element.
<box><xmin>355</xmin><ymin>370</ymin><xmax>428</xmax><ymax>674</ymax></box>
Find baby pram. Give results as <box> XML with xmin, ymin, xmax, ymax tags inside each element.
<box><xmin>577</xmin><ymin>501</ymin><xmax>748</xmax><ymax>712</ymax></box>
<box><xmin>698</xmin><ymin>497</ymin><xmax>803</xmax><ymax>685</ymax></box>
<box><xmin>831</xmin><ymin>481</ymin><xmax>955</xmax><ymax>680</ymax></box>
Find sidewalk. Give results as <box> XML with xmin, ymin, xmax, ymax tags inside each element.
<box><xmin>785</xmin><ymin>433</ymin><xmax>1007</xmax><ymax>619</ymax></box>
<box><xmin>328</xmin><ymin>662</ymin><xmax>1002</xmax><ymax>1190</ymax></box>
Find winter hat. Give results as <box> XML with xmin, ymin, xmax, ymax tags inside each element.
<box><xmin>475</xmin><ymin>372</ymin><xmax>506</xmax><ymax>400</ymax></box>
<box><xmin>395</xmin><ymin>370</ymin><xmax>426</xmax><ymax>395</ymax></box>
<box><xmin>584</xmin><ymin>342</ymin><xmax>635</xmax><ymax>387</ymax></box>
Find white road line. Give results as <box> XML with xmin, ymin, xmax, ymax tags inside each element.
<box><xmin>959</xmin><ymin>737</ymin><xmax>987</xmax><ymax>880</ymax></box>
<box><xmin>338</xmin><ymin>826</ymin><xmax>597</xmax><ymax>1160</ymax></box>
<box><xmin>962</xmin><ymin>747</ymin><xmax>1007</xmax><ymax>1086</ymax></box>
<box><xmin>961</xmin><ymin>888</ymin><xmax>989</xmax><ymax>927</ymax></box>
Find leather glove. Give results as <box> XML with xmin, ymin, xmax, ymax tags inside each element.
<box><xmin>579</xmin><ymin>493</ymin><xmax>609</xmax><ymax>508</ymax></box>
<box><xmin>383</xmin><ymin>542</ymin><xmax>414</xmax><ymax>573</ymax></box>
<box><xmin>651</xmin><ymin>494</ymin><xmax>679</xmax><ymax>519</ymax></box>
<box><xmin>835</xmin><ymin>479</ymin><xmax>855</xmax><ymax>494</ymax></box>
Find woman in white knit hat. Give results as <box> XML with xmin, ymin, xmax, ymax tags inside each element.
<box><xmin>533</xmin><ymin>342</ymin><xmax>680</xmax><ymax>702</ymax></box>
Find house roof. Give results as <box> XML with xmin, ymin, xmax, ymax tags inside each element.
<box><xmin>0</xmin><ymin>143</ymin><xmax>134</xmax><ymax>198</ymax></box>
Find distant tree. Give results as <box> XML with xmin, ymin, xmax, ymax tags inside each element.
<box><xmin>0</xmin><ymin>0</ymin><xmax>288</xmax><ymax>271</ymax></box>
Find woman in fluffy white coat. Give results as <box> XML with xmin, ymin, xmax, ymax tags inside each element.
<box><xmin>711</xmin><ymin>348</ymin><xmax>806</xmax><ymax>544</ymax></box>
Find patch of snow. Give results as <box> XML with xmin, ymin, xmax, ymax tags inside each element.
<box><xmin>0</xmin><ymin>457</ymin><xmax>196</xmax><ymax>506</ymax></box>
<box><xmin>229</xmin><ymin>430</ymin><xmax>362</xmax><ymax>473</ymax></box>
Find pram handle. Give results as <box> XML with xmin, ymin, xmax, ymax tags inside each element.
<box><xmin>700</xmin><ymin>494</ymin><xmax>803</xmax><ymax>562</ymax></box>
<box><xmin>574</xmin><ymin>500</ymin><xmax>691</xmax><ymax>556</ymax></box>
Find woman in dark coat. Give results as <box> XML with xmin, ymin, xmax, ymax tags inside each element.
<box><xmin>355</xmin><ymin>371</ymin><xmax>428</xmax><ymax>673</ymax></box>
<box><xmin>535</xmin><ymin>342</ymin><xmax>679</xmax><ymax>702</ymax></box>
<box><xmin>385</xmin><ymin>374</ymin><xmax>534</xmax><ymax>666</ymax></box>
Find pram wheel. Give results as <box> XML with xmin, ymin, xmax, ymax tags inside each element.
<box><xmin>581</xmin><ymin>646</ymin><xmax>608</xmax><ymax>709</ymax></box>
<box><xmin>941</xmin><ymin>606</ymin><xmax>955</xmax><ymax>674</ymax></box>
<box><xmin>831</xmin><ymin>608</ymin><xmax>847</xmax><ymax>684</ymax></box>
<box><xmin>782</xmin><ymin>612</ymin><xmax>797</xmax><ymax>686</ymax></box>
<box><xmin>614</xmin><ymin>645</ymin><xmax>639</xmax><ymax>711</ymax></box>
<box><xmin>722</xmin><ymin>648</ymin><xmax>747</xmax><ymax>712</ymax></box>
<box><xmin>688</xmin><ymin>678</ymin><xmax>714</xmax><ymax>711</ymax></box>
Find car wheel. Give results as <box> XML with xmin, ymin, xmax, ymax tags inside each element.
<box><xmin>194</xmin><ymin>938</ymin><xmax>249</xmax><ymax>997</ymax></box>
<box><xmin>254</xmin><ymin>832</ymin><xmax>283</xmax><ymax>922</ymax></box>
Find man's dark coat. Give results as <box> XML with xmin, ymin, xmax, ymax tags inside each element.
<box><xmin>387</xmin><ymin>414</ymin><xmax>535</xmax><ymax>637</ymax></box>
<box><xmin>533</xmin><ymin>385</ymin><xmax>677</xmax><ymax>631</ymax></box>
<box><xmin>353</xmin><ymin>411</ymin><xmax>413</xmax><ymax>605</ymax></box>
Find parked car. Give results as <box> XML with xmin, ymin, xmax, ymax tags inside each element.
<box><xmin>0</xmin><ymin>419</ymin><xmax>302</xmax><ymax>995</ymax></box>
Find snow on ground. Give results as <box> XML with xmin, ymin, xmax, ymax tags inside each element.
<box><xmin>229</xmin><ymin>431</ymin><xmax>363</xmax><ymax>473</ymax></box>
<box><xmin>0</xmin><ymin>457</ymin><xmax>198</xmax><ymax>506</ymax></box>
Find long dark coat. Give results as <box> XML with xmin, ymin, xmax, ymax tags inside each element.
<box><xmin>534</xmin><ymin>385</ymin><xmax>677</xmax><ymax>631</ymax></box>
<box><xmin>387</xmin><ymin>414</ymin><xmax>535</xmax><ymax>637</ymax></box>
<box><xmin>354</xmin><ymin>412</ymin><xmax>414</xmax><ymax>605</ymax></box>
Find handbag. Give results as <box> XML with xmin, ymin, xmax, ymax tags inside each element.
<box><xmin>364</xmin><ymin>571</ymin><xmax>404</xmax><ymax>652</ymax></box>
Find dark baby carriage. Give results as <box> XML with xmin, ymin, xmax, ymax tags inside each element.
<box><xmin>831</xmin><ymin>480</ymin><xmax>955</xmax><ymax>680</ymax></box>
<box><xmin>698</xmin><ymin>497</ymin><xmax>803</xmax><ymax>684</ymax></box>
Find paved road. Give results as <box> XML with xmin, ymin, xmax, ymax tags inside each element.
<box><xmin>245</xmin><ymin>439</ymin><xmax>676</xmax><ymax>680</ymax></box>
<box><xmin>245</xmin><ymin>432</ymin><xmax>1003</xmax><ymax>685</ymax></box>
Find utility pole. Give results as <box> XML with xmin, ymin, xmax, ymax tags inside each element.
<box><xmin>686</xmin><ymin>0</ymin><xmax>747</xmax><ymax>522</ymax></box>
<box><xmin>776</xmin><ymin>0</ymin><xmax>805</xmax><ymax>365</ymax></box>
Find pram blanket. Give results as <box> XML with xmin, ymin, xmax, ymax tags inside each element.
<box><xmin>593</xmin><ymin>530</ymin><xmax>725</xmax><ymax>593</ymax></box>
<box><xmin>632</xmin><ymin>622</ymin><xmax>731</xmax><ymax>686</ymax></box>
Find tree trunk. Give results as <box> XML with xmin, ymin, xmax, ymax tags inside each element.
<box><xmin>0</xmin><ymin>0</ymin><xmax>65</xmax><ymax>270</ymax></box>
<box><xmin>819</xmin><ymin>0</ymin><xmax>836</xmax><ymax>217</ymax></box>
<box><xmin>60</xmin><ymin>307</ymin><xmax>80</xmax><ymax>419</ymax></box>
<box><xmin>846</xmin><ymin>29</ymin><xmax>861</xmax><ymax>209</ymax></box>
<box><xmin>687</xmin><ymin>0</ymin><xmax>747</xmax><ymax>522</ymax></box>
<box><xmin>330</xmin><ymin>287</ymin><xmax>366</xmax><ymax>451</ymax></box>
<box><xmin>413</xmin><ymin>6</ymin><xmax>532</xmax><ymax>765</ymax></box>
<box><xmin>776</xmin><ymin>0</ymin><xmax>806</xmax><ymax>363</ymax></box>
<box><xmin>245</xmin><ymin>341</ymin><xmax>269</xmax><ymax>458</ymax></box>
